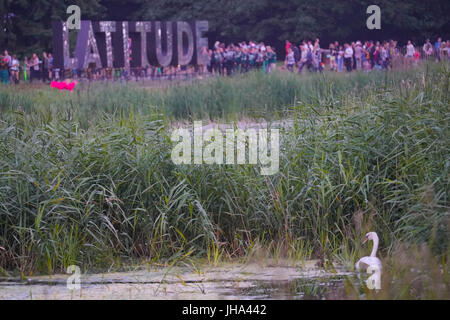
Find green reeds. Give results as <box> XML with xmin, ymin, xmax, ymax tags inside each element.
<box><xmin>0</xmin><ymin>62</ymin><xmax>448</xmax><ymax>276</ymax></box>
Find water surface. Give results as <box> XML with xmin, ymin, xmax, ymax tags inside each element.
<box><xmin>0</xmin><ymin>261</ymin><xmax>354</xmax><ymax>300</ymax></box>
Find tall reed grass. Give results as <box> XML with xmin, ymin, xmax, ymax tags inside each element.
<box><xmin>0</xmin><ymin>66</ymin><xmax>437</xmax><ymax>123</ymax></box>
<box><xmin>0</xmin><ymin>63</ymin><xmax>448</xmax><ymax>276</ymax></box>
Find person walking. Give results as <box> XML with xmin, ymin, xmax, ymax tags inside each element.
<box><xmin>337</xmin><ymin>45</ymin><xmax>344</xmax><ymax>72</ymax></box>
<box><xmin>3</xmin><ymin>50</ymin><xmax>12</xmax><ymax>82</ymax></box>
<box><xmin>285</xmin><ymin>40</ymin><xmax>291</xmax><ymax>57</ymax></box>
<box><xmin>298</xmin><ymin>44</ymin><xmax>312</xmax><ymax>73</ymax></box>
<box><xmin>380</xmin><ymin>44</ymin><xmax>389</xmax><ymax>70</ymax></box>
<box><xmin>286</xmin><ymin>48</ymin><xmax>295</xmax><ymax>72</ymax></box>
<box><xmin>28</xmin><ymin>53</ymin><xmax>41</xmax><ymax>83</ymax></box>
<box><xmin>48</xmin><ymin>53</ymin><xmax>54</xmax><ymax>81</ymax></box>
<box><xmin>212</xmin><ymin>48</ymin><xmax>221</xmax><ymax>75</ymax></box>
<box><xmin>344</xmin><ymin>43</ymin><xmax>353</xmax><ymax>72</ymax></box>
<box><xmin>434</xmin><ymin>38</ymin><xmax>442</xmax><ymax>62</ymax></box>
<box><xmin>0</xmin><ymin>54</ymin><xmax>9</xmax><ymax>84</ymax></box>
<box><xmin>292</xmin><ymin>44</ymin><xmax>300</xmax><ymax>68</ymax></box>
<box><xmin>266</xmin><ymin>46</ymin><xmax>277</xmax><ymax>73</ymax></box>
<box><xmin>405</xmin><ymin>40</ymin><xmax>415</xmax><ymax>67</ymax></box>
<box><xmin>10</xmin><ymin>55</ymin><xmax>19</xmax><ymax>84</ymax></box>
<box><xmin>354</xmin><ymin>41</ymin><xmax>363</xmax><ymax>70</ymax></box>
<box><xmin>422</xmin><ymin>39</ymin><xmax>433</xmax><ymax>60</ymax></box>
<box><xmin>327</xmin><ymin>44</ymin><xmax>336</xmax><ymax>71</ymax></box>
<box><xmin>351</xmin><ymin>42</ymin><xmax>357</xmax><ymax>70</ymax></box>
<box><xmin>224</xmin><ymin>46</ymin><xmax>235</xmax><ymax>76</ymax></box>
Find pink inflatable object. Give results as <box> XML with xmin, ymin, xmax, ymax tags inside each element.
<box><xmin>50</xmin><ymin>81</ymin><xmax>77</xmax><ymax>92</ymax></box>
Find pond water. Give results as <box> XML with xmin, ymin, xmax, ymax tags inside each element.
<box><xmin>0</xmin><ymin>261</ymin><xmax>356</xmax><ymax>300</ymax></box>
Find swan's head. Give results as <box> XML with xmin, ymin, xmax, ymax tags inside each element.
<box><xmin>363</xmin><ymin>232</ymin><xmax>378</xmax><ymax>244</ymax></box>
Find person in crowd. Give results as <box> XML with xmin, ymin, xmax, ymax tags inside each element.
<box><xmin>328</xmin><ymin>44</ymin><xmax>337</xmax><ymax>71</ymax></box>
<box><xmin>207</xmin><ymin>49</ymin><xmax>213</xmax><ymax>73</ymax></box>
<box><xmin>298</xmin><ymin>44</ymin><xmax>307</xmax><ymax>73</ymax></box>
<box><xmin>248</xmin><ymin>47</ymin><xmax>256</xmax><ymax>71</ymax></box>
<box><xmin>351</xmin><ymin>42</ymin><xmax>356</xmax><ymax>70</ymax></box>
<box><xmin>337</xmin><ymin>45</ymin><xmax>344</xmax><ymax>72</ymax></box>
<box><xmin>405</xmin><ymin>40</ymin><xmax>415</xmax><ymax>66</ymax></box>
<box><xmin>1</xmin><ymin>37</ymin><xmax>445</xmax><ymax>84</ymax></box>
<box><xmin>327</xmin><ymin>43</ymin><xmax>337</xmax><ymax>71</ymax></box>
<box><xmin>48</xmin><ymin>53</ymin><xmax>54</xmax><ymax>80</ymax></box>
<box><xmin>259</xmin><ymin>42</ymin><xmax>266</xmax><ymax>53</ymax></box>
<box><xmin>23</xmin><ymin>57</ymin><xmax>28</xmax><ymax>82</ymax></box>
<box><xmin>299</xmin><ymin>45</ymin><xmax>314</xmax><ymax>73</ymax></box>
<box><xmin>414</xmin><ymin>48</ymin><xmax>420</xmax><ymax>65</ymax></box>
<box><xmin>4</xmin><ymin>50</ymin><xmax>11</xmax><ymax>80</ymax></box>
<box><xmin>234</xmin><ymin>47</ymin><xmax>242</xmax><ymax>73</ymax></box>
<box><xmin>362</xmin><ymin>47</ymin><xmax>371</xmax><ymax>72</ymax></box>
<box><xmin>344</xmin><ymin>43</ymin><xmax>353</xmax><ymax>72</ymax></box>
<box><xmin>3</xmin><ymin>50</ymin><xmax>12</xmax><ymax>82</ymax></box>
<box><xmin>369</xmin><ymin>42</ymin><xmax>376</xmax><ymax>66</ymax></box>
<box><xmin>380</xmin><ymin>43</ymin><xmax>389</xmax><ymax>70</ymax></box>
<box><xmin>286</xmin><ymin>48</ymin><xmax>295</xmax><ymax>72</ymax></box>
<box><xmin>240</xmin><ymin>47</ymin><xmax>249</xmax><ymax>73</ymax></box>
<box><xmin>28</xmin><ymin>53</ymin><xmax>41</xmax><ymax>83</ymax></box>
<box><xmin>312</xmin><ymin>44</ymin><xmax>322</xmax><ymax>72</ymax></box>
<box><xmin>10</xmin><ymin>55</ymin><xmax>19</xmax><ymax>84</ymax></box>
<box><xmin>292</xmin><ymin>44</ymin><xmax>300</xmax><ymax>67</ymax></box>
<box><xmin>223</xmin><ymin>45</ymin><xmax>235</xmax><ymax>76</ymax></box>
<box><xmin>372</xmin><ymin>44</ymin><xmax>381</xmax><ymax>69</ymax></box>
<box><xmin>0</xmin><ymin>54</ymin><xmax>9</xmax><ymax>84</ymax></box>
<box><xmin>354</xmin><ymin>41</ymin><xmax>363</xmax><ymax>70</ymax></box>
<box><xmin>212</xmin><ymin>47</ymin><xmax>222</xmax><ymax>75</ymax></box>
<box><xmin>266</xmin><ymin>46</ymin><xmax>277</xmax><ymax>73</ymax></box>
<box><xmin>423</xmin><ymin>39</ymin><xmax>433</xmax><ymax>59</ymax></box>
<box><xmin>434</xmin><ymin>37</ymin><xmax>442</xmax><ymax>61</ymax></box>
<box><xmin>444</xmin><ymin>41</ymin><xmax>450</xmax><ymax>60</ymax></box>
<box><xmin>255</xmin><ymin>48</ymin><xmax>264</xmax><ymax>69</ymax></box>
<box><xmin>367</xmin><ymin>41</ymin><xmax>374</xmax><ymax>69</ymax></box>
<box><xmin>388</xmin><ymin>40</ymin><xmax>397</xmax><ymax>69</ymax></box>
<box><xmin>285</xmin><ymin>40</ymin><xmax>291</xmax><ymax>57</ymax></box>
<box><xmin>3</xmin><ymin>50</ymin><xmax>11</xmax><ymax>67</ymax></box>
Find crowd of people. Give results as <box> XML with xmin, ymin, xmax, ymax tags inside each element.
<box><xmin>284</xmin><ymin>37</ymin><xmax>450</xmax><ymax>73</ymax></box>
<box><xmin>0</xmin><ymin>37</ymin><xmax>449</xmax><ymax>85</ymax></box>
<box><xmin>207</xmin><ymin>41</ymin><xmax>277</xmax><ymax>76</ymax></box>
<box><xmin>0</xmin><ymin>50</ymin><xmax>55</xmax><ymax>84</ymax></box>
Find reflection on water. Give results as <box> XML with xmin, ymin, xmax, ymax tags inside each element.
<box><xmin>0</xmin><ymin>262</ymin><xmax>354</xmax><ymax>300</ymax></box>
<box><xmin>230</xmin><ymin>277</ymin><xmax>346</xmax><ymax>300</ymax></box>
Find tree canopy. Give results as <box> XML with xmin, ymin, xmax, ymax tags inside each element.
<box><xmin>1</xmin><ymin>0</ymin><xmax>449</xmax><ymax>57</ymax></box>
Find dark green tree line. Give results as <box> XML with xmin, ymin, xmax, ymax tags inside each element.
<box><xmin>1</xmin><ymin>0</ymin><xmax>449</xmax><ymax>57</ymax></box>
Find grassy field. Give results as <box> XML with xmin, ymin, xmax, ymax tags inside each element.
<box><xmin>1</xmin><ymin>65</ymin><xmax>443</xmax><ymax>122</ymax></box>
<box><xmin>0</xmin><ymin>63</ymin><xmax>448</xmax><ymax>299</ymax></box>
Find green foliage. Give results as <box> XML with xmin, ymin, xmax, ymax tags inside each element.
<box><xmin>1</xmin><ymin>0</ymin><xmax>104</xmax><ymax>57</ymax></box>
<box><xmin>0</xmin><ymin>63</ymin><xmax>448</xmax><ymax>275</ymax></box>
<box><xmin>1</xmin><ymin>0</ymin><xmax>449</xmax><ymax>58</ymax></box>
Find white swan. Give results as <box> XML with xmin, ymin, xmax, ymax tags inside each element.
<box><xmin>356</xmin><ymin>232</ymin><xmax>382</xmax><ymax>271</ymax></box>
<box><xmin>355</xmin><ymin>232</ymin><xmax>382</xmax><ymax>289</ymax></box>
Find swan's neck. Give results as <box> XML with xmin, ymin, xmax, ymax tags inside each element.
<box><xmin>370</xmin><ymin>236</ymin><xmax>379</xmax><ymax>257</ymax></box>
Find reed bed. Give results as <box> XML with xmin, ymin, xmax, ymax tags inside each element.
<box><xmin>0</xmin><ymin>63</ymin><xmax>448</xmax><ymax>278</ymax></box>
